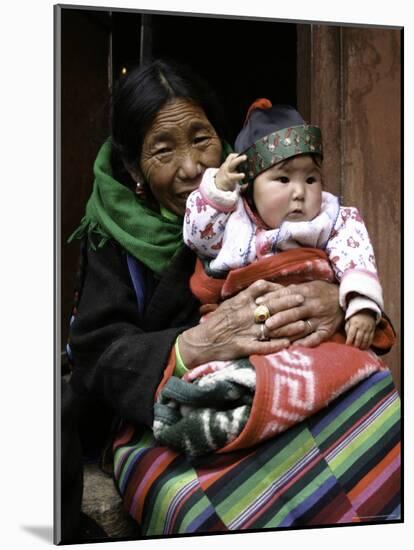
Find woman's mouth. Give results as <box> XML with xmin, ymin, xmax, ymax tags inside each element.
<box><xmin>177</xmin><ymin>190</ymin><xmax>194</xmax><ymax>202</ymax></box>
<box><xmin>176</xmin><ymin>175</ymin><xmax>203</xmax><ymax>202</ymax></box>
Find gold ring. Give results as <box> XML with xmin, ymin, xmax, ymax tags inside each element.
<box><xmin>306</xmin><ymin>319</ymin><xmax>313</xmax><ymax>333</ymax></box>
<box><xmin>258</xmin><ymin>323</ymin><xmax>270</xmax><ymax>341</ymax></box>
<box><xmin>254</xmin><ymin>304</ymin><xmax>271</xmax><ymax>324</ymax></box>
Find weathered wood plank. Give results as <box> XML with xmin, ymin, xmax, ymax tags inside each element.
<box><xmin>342</xmin><ymin>27</ymin><xmax>401</xmax><ymax>390</ymax></box>
<box><xmin>60</xmin><ymin>10</ymin><xmax>110</xmax><ymax>352</ymax></box>
<box><xmin>298</xmin><ymin>24</ymin><xmax>401</xmax><ymax>391</ymax></box>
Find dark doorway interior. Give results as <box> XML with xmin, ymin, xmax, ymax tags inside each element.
<box><xmin>111</xmin><ymin>12</ymin><xmax>297</xmax><ymax>142</ymax></box>
<box><xmin>149</xmin><ymin>14</ymin><xmax>297</xmax><ymax>142</ymax></box>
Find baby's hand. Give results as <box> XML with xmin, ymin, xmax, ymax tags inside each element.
<box><xmin>345</xmin><ymin>310</ymin><xmax>376</xmax><ymax>350</ymax></box>
<box><xmin>215</xmin><ymin>153</ymin><xmax>247</xmax><ymax>191</ymax></box>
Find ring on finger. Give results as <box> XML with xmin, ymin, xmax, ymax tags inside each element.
<box><xmin>305</xmin><ymin>319</ymin><xmax>313</xmax><ymax>333</ymax></box>
<box><xmin>258</xmin><ymin>323</ymin><xmax>270</xmax><ymax>341</ymax></box>
<box><xmin>254</xmin><ymin>304</ymin><xmax>271</xmax><ymax>324</ymax></box>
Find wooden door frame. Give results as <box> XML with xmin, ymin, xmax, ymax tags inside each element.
<box><xmin>297</xmin><ymin>24</ymin><xmax>402</xmax><ymax>391</ymax></box>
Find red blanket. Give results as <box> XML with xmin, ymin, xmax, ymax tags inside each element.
<box><xmin>179</xmin><ymin>343</ymin><xmax>388</xmax><ymax>453</ymax></box>
<box><xmin>157</xmin><ymin>248</ymin><xmax>395</xmax><ymax>454</ymax></box>
<box><xmin>190</xmin><ymin>248</ymin><xmax>395</xmax><ymax>352</ymax></box>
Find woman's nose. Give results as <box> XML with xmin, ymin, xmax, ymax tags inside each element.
<box><xmin>177</xmin><ymin>152</ymin><xmax>202</xmax><ymax>180</ymax></box>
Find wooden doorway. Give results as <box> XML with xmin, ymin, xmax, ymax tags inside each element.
<box><xmin>297</xmin><ymin>24</ymin><xmax>402</xmax><ymax>390</ymax></box>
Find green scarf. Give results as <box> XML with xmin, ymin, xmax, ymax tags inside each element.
<box><xmin>69</xmin><ymin>139</ymin><xmax>233</xmax><ymax>276</ymax></box>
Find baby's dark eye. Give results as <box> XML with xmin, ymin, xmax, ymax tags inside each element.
<box><xmin>306</xmin><ymin>176</ymin><xmax>317</xmax><ymax>184</ymax></box>
<box><xmin>277</xmin><ymin>176</ymin><xmax>289</xmax><ymax>183</ymax></box>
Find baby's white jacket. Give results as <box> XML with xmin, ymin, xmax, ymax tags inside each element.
<box><xmin>183</xmin><ymin>167</ymin><xmax>384</xmax><ymax>322</ymax></box>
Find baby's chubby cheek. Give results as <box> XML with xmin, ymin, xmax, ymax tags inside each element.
<box><xmin>256</xmin><ymin>197</ymin><xmax>286</xmax><ymax>228</ymax></box>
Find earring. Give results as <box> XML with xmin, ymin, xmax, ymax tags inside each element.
<box><xmin>135</xmin><ymin>180</ymin><xmax>146</xmax><ymax>199</ymax></box>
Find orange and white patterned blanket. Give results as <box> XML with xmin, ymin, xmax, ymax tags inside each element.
<box><xmin>154</xmin><ymin>249</ymin><xmax>395</xmax><ymax>455</ymax></box>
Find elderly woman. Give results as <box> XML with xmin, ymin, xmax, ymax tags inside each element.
<box><xmin>63</xmin><ymin>60</ymin><xmax>399</xmax><ymax>541</ymax></box>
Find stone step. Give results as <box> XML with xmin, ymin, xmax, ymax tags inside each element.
<box><xmin>82</xmin><ymin>463</ymin><xmax>141</xmax><ymax>539</ymax></box>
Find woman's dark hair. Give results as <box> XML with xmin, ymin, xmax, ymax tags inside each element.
<box><xmin>110</xmin><ymin>59</ymin><xmax>228</xmax><ymax>188</ymax></box>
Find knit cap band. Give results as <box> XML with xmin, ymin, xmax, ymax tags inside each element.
<box><xmin>242</xmin><ymin>124</ymin><xmax>323</xmax><ymax>184</ymax></box>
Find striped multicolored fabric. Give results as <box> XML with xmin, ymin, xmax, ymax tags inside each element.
<box><xmin>113</xmin><ymin>370</ymin><xmax>401</xmax><ymax>535</ymax></box>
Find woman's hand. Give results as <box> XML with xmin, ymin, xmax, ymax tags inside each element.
<box><xmin>178</xmin><ymin>279</ymin><xmax>305</xmax><ymax>368</ymax></box>
<box><xmin>256</xmin><ymin>280</ymin><xmax>344</xmax><ymax>347</ymax></box>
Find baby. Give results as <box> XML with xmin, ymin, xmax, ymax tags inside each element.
<box><xmin>184</xmin><ymin>100</ymin><xmax>383</xmax><ymax>349</ymax></box>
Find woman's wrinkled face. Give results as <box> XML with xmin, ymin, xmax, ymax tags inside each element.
<box><xmin>139</xmin><ymin>99</ymin><xmax>222</xmax><ymax>216</ymax></box>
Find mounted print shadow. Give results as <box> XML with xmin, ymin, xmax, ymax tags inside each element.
<box><xmin>55</xmin><ymin>3</ymin><xmax>402</xmax><ymax>545</ymax></box>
